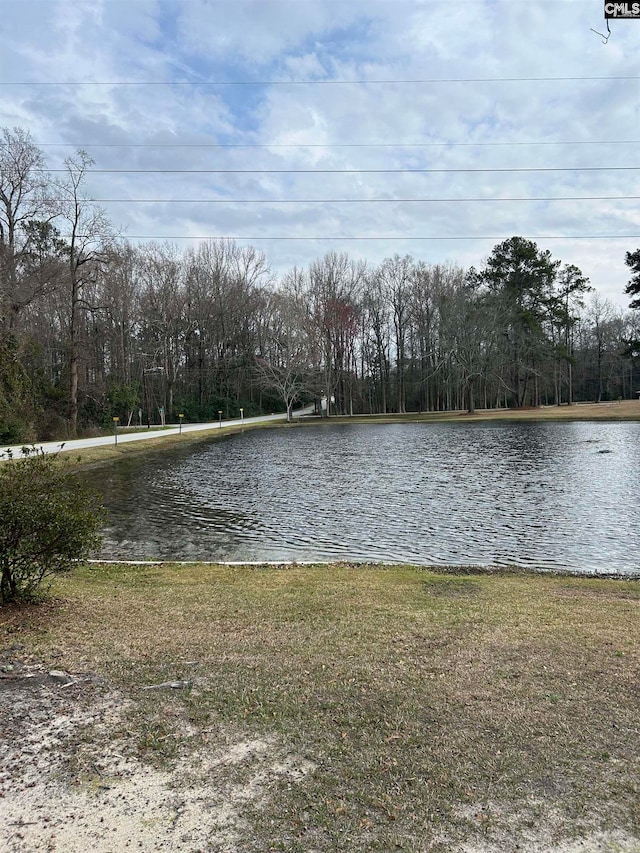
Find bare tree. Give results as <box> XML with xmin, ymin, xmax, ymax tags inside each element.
<box><xmin>375</xmin><ymin>255</ymin><xmax>414</xmax><ymax>413</ymax></box>
<box><xmin>586</xmin><ymin>293</ymin><xmax>618</xmax><ymax>403</ymax></box>
<box><xmin>55</xmin><ymin>151</ymin><xmax>115</xmax><ymax>436</ymax></box>
<box><xmin>255</xmin><ymin>288</ymin><xmax>319</xmax><ymax>421</ymax></box>
<box><xmin>362</xmin><ymin>271</ymin><xmax>392</xmax><ymax>413</ymax></box>
<box><xmin>550</xmin><ymin>264</ymin><xmax>591</xmax><ymax>405</ymax></box>
<box><xmin>0</xmin><ymin>126</ymin><xmax>54</xmax><ymax>331</ymax></box>
<box><xmin>409</xmin><ymin>263</ymin><xmax>438</xmax><ymax>411</ymax></box>
<box><xmin>183</xmin><ymin>239</ymin><xmax>268</xmax><ymax>415</ymax></box>
<box><xmin>307</xmin><ymin>252</ymin><xmax>365</xmax><ymax>416</ymax></box>
<box><xmin>137</xmin><ymin>242</ymin><xmax>186</xmax><ymax>423</ymax></box>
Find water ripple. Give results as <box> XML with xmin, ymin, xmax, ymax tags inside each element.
<box><xmin>85</xmin><ymin>421</ymin><xmax>640</xmax><ymax>574</ymax></box>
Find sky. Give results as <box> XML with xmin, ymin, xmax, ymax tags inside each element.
<box><xmin>1</xmin><ymin>0</ymin><xmax>638</xmax><ymax>307</ymax></box>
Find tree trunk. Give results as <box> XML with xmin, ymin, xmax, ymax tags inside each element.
<box><xmin>466</xmin><ymin>381</ymin><xmax>475</xmax><ymax>415</ymax></box>
<box><xmin>69</xmin><ymin>273</ymin><xmax>79</xmax><ymax>437</ymax></box>
<box><xmin>567</xmin><ymin>359</ymin><xmax>573</xmax><ymax>405</ymax></box>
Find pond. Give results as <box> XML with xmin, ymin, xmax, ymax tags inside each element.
<box><xmin>82</xmin><ymin>421</ymin><xmax>640</xmax><ymax>575</ymax></box>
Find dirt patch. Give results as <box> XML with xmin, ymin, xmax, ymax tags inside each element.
<box><xmin>0</xmin><ymin>665</ymin><xmax>314</xmax><ymax>852</ymax></box>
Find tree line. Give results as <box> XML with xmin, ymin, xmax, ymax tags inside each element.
<box><xmin>1</xmin><ymin>126</ymin><xmax>639</xmax><ymax>443</ymax></box>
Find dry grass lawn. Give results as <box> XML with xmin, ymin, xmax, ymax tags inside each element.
<box><xmin>1</xmin><ymin>563</ymin><xmax>639</xmax><ymax>851</ymax></box>
<box><xmin>313</xmin><ymin>399</ymin><xmax>640</xmax><ymax>426</ymax></box>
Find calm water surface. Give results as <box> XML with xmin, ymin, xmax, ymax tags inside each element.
<box><xmin>83</xmin><ymin>421</ymin><xmax>640</xmax><ymax>574</ymax></box>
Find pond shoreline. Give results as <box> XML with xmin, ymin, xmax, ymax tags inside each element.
<box><xmin>49</xmin><ymin>399</ymin><xmax>640</xmax><ymax>469</ymax></box>
<box><xmin>84</xmin><ymin>558</ymin><xmax>640</xmax><ymax>580</ymax></box>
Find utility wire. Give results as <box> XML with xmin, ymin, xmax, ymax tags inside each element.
<box><xmin>110</xmin><ymin>234</ymin><xmax>640</xmax><ymax>241</ymax></box>
<box><xmin>4</xmin><ymin>75</ymin><xmax>638</xmax><ymax>85</ymax></box>
<box><xmin>14</xmin><ymin>140</ymin><xmax>640</xmax><ymax>149</ymax></box>
<box><xmin>53</xmin><ymin>195</ymin><xmax>639</xmax><ymax>204</ymax></box>
<box><xmin>40</xmin><ymin>167</ymin><xmax>639</xmax><ymax>174</ymax></box>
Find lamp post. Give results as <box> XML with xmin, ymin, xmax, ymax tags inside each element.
<box><xmin>240</xmin><ymin>407</ymin><xmax>244</xmax><ymax>423</ymax></box>
<box><xmin>178</xmin><ymin>413</ymin><xmax>184</xmax><ymax>434</ymax></box>
<box><xmin>218</xmin><ymin>410</ymin><xmax>223</xmax><ymax>428</ymax></box>
<box><xmin>113</xmin><ymin>416</ymin><xmax>119</xmax><ymax>446</ymax></box>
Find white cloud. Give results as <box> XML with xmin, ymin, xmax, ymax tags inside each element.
<box><xmin>0</xmin><ymin>0</ymin><xmax>637</xmax><ymax>305</ymax></box>
<box><xmin>175</xmin><ymin>0</ymin><xmax>346</xmax><ymax>67</ymax></box>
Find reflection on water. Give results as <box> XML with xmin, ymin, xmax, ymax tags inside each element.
<box><xmin>82</xmin><ymin>421</ymin><xmax>640</xmax><ymax>574</ymax></box>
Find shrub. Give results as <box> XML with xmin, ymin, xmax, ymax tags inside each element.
<box><xmin>0</xmin><ymin>448</ymin><xmax>103</xmax><ymax>604</ymax></box>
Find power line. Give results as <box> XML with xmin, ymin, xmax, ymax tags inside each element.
<box><xmin>22</xmin><ymin>140</ymin><xmax>640</xmax><ymax>150</ymax></box>
<box><xmin>40</xmin><ymin>167</ymin><xmax>640</xmax><ymax>174</ymax></box>
<box><xmin>52</xmin><ymin>195</ymin><xmax>640</xmax><ymax>204</ymax></box>
<box><xmin>4</xmin><ymin>76</ymin><xmax>638</xmax><ymax>85</ymax></box>
<box><xmin>110</xmin><ymin>234</ymin><xmax>640</xmax><ymax>241</ymax></box>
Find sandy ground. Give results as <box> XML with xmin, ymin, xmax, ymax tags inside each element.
<box><xmin>0</xmin><ymin>660</ymin><xmax>315</xmax><ymax>853</ymax></box>
<box><xmin>1</xmin><ymin>659</ymin><xmax>638</xmax><ymax>853</ymax></box>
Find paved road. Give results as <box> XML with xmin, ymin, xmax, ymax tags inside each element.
<box><xmin>1</xmin><ymin>406</ymin><xmax>316</xmax><ymax>459</ymax></box>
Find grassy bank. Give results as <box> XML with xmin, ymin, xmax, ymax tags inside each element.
<box><xmin>2</xmin><ymin>563</ymin><xmax>638</xmax><ymax>851</ymax></box>
<box><xmin>47</xmin><ymin>399</ymin><xmax>640</xmax><ymax>469</ymax></box>
<box><xmin>307</xmin><ymin>399</ymin><xmax>640</xmax><ymax>427</ymax></box>
<box><xmin>56</xmin><ymin>420</ymin><xmax>273</xmax><ymax>468</ymax></box>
